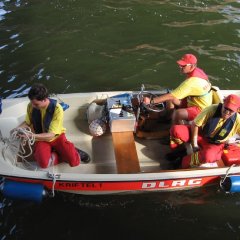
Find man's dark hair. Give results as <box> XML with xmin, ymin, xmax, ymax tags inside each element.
<box><xmin>28</xmin><ymin>83</ymin><xmax>49</xmax><ymax>101</ymax></box>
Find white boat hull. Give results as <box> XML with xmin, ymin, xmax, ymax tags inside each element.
<box><xmin>1</xmin><ymin>89</ymin><xmax>240</xmax><ymax>195</ymax></box>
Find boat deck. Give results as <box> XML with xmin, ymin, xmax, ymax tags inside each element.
<box><xmin>15</xmin><ymin>117</ymin><xmax>172</xmax><ymax>174</ymax></box>
<box><xmin>0</xmin><ymin>90</ymin><xmax>232</xmax><ymax>176</ymax></box>
<box><xmin>15</xmin><ymin>115</ymin><xmax>226</xmax><ymax>175</ymax></box>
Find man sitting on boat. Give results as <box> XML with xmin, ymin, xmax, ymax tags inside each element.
<box><xmin>143</xmin><ymin>53</ymin><xmax>212</xmax><ymax>129</ymax></box>
<box><xmin>11</xmin><ymin>83</ymin><xmax>90</xmax><ymax>168</ymax></box>
<box><xmin>169</xmin><ymin>94</ymin><xmax>240</xmax><ymax>168</ymax></box>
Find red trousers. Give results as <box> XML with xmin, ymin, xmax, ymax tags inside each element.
<box><xmin>170</xmin><ymin>125</ymin><xmax>225</xmax><ymax>168</ymax></box>
<box><xmin>34</xmin><ymin>133</ymin><xmax>80</xmax><ymax>168</ymax></box>
<box><xmin>179</xmin><ymin>98</ymin><xmax>201</xmax><ymax>121</ymax></box>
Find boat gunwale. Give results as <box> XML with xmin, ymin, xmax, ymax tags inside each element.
<box><xmin>1</xmin><ymin>89</ymin><xmax>240</xmax><ymax>195</ymax></box>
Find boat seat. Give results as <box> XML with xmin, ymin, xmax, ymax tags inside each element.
<box><xmin>111</xmin><ymin>131</ymin><xmax>140</xmax><ymax>173</ymax></box>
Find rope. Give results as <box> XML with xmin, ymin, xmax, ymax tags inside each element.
<box><xmin>11</xmin><ymin>127</ymin><xmax>35</xmax><ymax>157</ymax></box>
<box><xmin>48</xmin><ymin>172</ymin><xmax>57</xmax><ymax>198</ymax></box>
<box><xmin>47</xmin><ymin>166</ymin><xmax>60</xmax><ymax>198</ymax></box>
<box><xmin>48</xmin><ymin>154</ymin><xmax>56</xmax><ymax>197</ymax></box>
<box><xmin>46</xmin><ymin>152</ymin><xmax>62</xmax><ymax>198</ymax></box>
<box><xmin>1</xmin><ymin>128</ymin><xmax>61</xmax><ymax>197</ymax></box>
<box><xmin>219</xmin><ymin>164</ymin><xmax>236</xmax><ymax>190</ymax></box>
<box><xmin>1</xmin><ymin>127</ymin><xmax>36</xmax><ymax>170</ymax></box>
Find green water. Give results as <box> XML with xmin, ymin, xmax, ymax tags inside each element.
<box><xmin>1</xmin><ymin>0</ymin><xmax>240</xmax><ymax>99</ymax></box>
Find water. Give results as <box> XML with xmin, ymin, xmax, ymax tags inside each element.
<box><xmin>1</xmin><ymin>188</ymin><xmax>240</xmax><ymax>239</ymax></box>
<box><xmin>1</xmin><ymin>0</ymin><xmax>240</xmax><ymax>98</ymax></box>
<box><xmin>1</xmin><ymin>0</ymin><xmax>240</xmax><ymax>239</ymax></box>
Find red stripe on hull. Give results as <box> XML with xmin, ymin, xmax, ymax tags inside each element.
<box><xmin>6</xmin><ymin>176</ymin><xmax>220</xmax><ymax>193</ymax></box>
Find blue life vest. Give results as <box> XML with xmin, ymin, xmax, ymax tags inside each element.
<box><xmin>32</xmin><ymin>99</ymin><xmax>57</xmax><ymax>134</ymax></box>
<box><xmin>202</xmin><ymin>103</ymin><xmax>237</xmax><ymax>144</ymax></box>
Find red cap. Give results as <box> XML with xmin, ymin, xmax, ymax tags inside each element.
<box><xmin>177</xmin><ymin>54</ymin><xmax>197</xmax><ymax>66</ymax></box>
<box><xmin>224</xmin><ymin>94</ymin><xmax>240</xmax><ymax>112</ymax></box>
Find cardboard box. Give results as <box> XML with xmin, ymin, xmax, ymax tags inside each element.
<box><xmin>107</xmin><ymin>93</ymin><xmax>136</xmax><ymax>132</ymax></box>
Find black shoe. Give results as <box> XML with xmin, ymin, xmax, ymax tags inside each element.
<box><xmin>168</xmin><ymin>157</ymin><xmax>183</xmax><ymax>169</ymax></box>
<box><xmin>165</xmin><ymin>147</ymin><xmax>187</xmax><ymax>161</ymax></box>
<box><xmin>159</xmin><ymin>136</ymin><xmax>170</xmax><ymax>145</ymax></box>
<box><xmin>166</xmin><ymin>147</ymin><xmax>187</xmax><ymax>169</ymax></box>
<box><xmin>76</xmin><ymin>148</ymin><xmax>91</xmax><ymax>163</ymax></box>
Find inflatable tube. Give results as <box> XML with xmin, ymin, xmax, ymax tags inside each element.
<box><xmin>2</xmin><ymin>180</ymin><xmax>46</xmax><ymax>203</ymax></box>
<box><xmin>221</xmin><ymin>175</ymin><xmax>240</xmax><ymax>193</ymax></box>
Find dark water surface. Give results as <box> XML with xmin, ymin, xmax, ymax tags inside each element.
<box><xmin>1</xmin><ymin>187</ymin><xmax>240</xmax><ymax>239</ymax></box>
<box><xmin>1</xmin><ymin>0</ymin><xmax>240</xmax><ymax>239</ymax></box>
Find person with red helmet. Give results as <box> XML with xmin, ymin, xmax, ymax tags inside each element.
<box><xmin>168</xmin><ymin>94</ymin><xmax>240</xmax><ymax>168</ymax></box>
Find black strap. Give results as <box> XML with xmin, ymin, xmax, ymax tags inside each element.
<box><xmin>32</xmin><ymin>99</ymin><xmax>57</xmax><ymax>133</ymax></box>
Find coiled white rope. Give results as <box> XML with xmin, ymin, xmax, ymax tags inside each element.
<box><xmin>11</xmin><ymin>127</ymin><xmax>35</xmax><ymax>157</ymax></box>
<box><xmin>1</xmin><ymin>127</ymin><xmax>36</xmax><ymax>170</ymax></box>
<box><xmin>1</xmin><ymin>128</ymin><xmax>60</xmax><ymax>197</ymax></box>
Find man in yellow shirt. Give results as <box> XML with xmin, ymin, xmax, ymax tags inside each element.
<box><xmin>169</xmin><ymin>94</ymin><xmax>240</xmax><ymax>168</ymax></box>
<box><xmin>14</xmin><ymin>83</ymin><xmax>90</xmax><ymax>168</ymax></box>
<box><xmin>144</xmin><ymin>53</ymin><xmax>212</xmax><ymax>125</ymax></box>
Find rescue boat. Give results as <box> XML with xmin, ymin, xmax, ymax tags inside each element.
<box><xmin>0</xmin><ymin>86</ymin><xmax>240</xmax><ymax>202</ymax></box>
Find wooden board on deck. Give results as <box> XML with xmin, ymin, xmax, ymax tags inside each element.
<box><xmin>112</xmin><ymin>131</ymin><xmax>140</xmax><ymax>174</ymax></box>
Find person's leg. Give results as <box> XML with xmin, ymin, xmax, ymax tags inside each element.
<box><xmin>172</xmin><ymin>108</ymin><xmax>189</xmax><ymax>125</ymax></box>
<box><xmin>169</xmin><ymin>124</ymin><xmax>190</xmax><ymax>149</ymax></box>
<box><xmin>172</xmin><ymin>106</ymin><xmax>201</xmax><ymax>125</ymax></box>
<box><xmin>200</xmin><ymin>143</ymin><xmax>225</xmax><ymax>163</ymax></box>
<box><xmin>162</xmin><ymin>99</ymin><xmax>181</xmax><ymax>121</ymax></box>
<box><xmin>34</xmin><ymin>141</ymin><xmax>59</xmax><ymax>168</ymax></box>
<box><xmin>52</xmin><ymin>134</ymin><xmax>80</xmax><ymax>167</ymax></box>
<box><xmin>166</xmin><ymin>125</ymin><xmax>190</xmax><ymax>166</ymax></box>
<box><xmin>181</xmin><ymin>143</ymin><xmax>224</xmax><ymax>168</ymax></box>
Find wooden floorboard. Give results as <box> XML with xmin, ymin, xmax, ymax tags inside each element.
<box><xmin>112</xmin><ymin>131</ymin><xmax>140</xmax><ymax>174</ymax></box>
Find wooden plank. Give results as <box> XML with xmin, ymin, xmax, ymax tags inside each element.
<box><xmin>112</xmin><ymin>131</ymin><xmax>140</xmax><ymax>174</ymax></box>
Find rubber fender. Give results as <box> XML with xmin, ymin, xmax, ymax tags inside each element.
<box><xmin>221</xmin><ymin>175</ymin><xmax>240</xmax><ymax>192</ymax></box>
<box><xmin>2</xmin><ymin>180</ymin><xmax>46</xmax><ymax>203</ymax></box>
